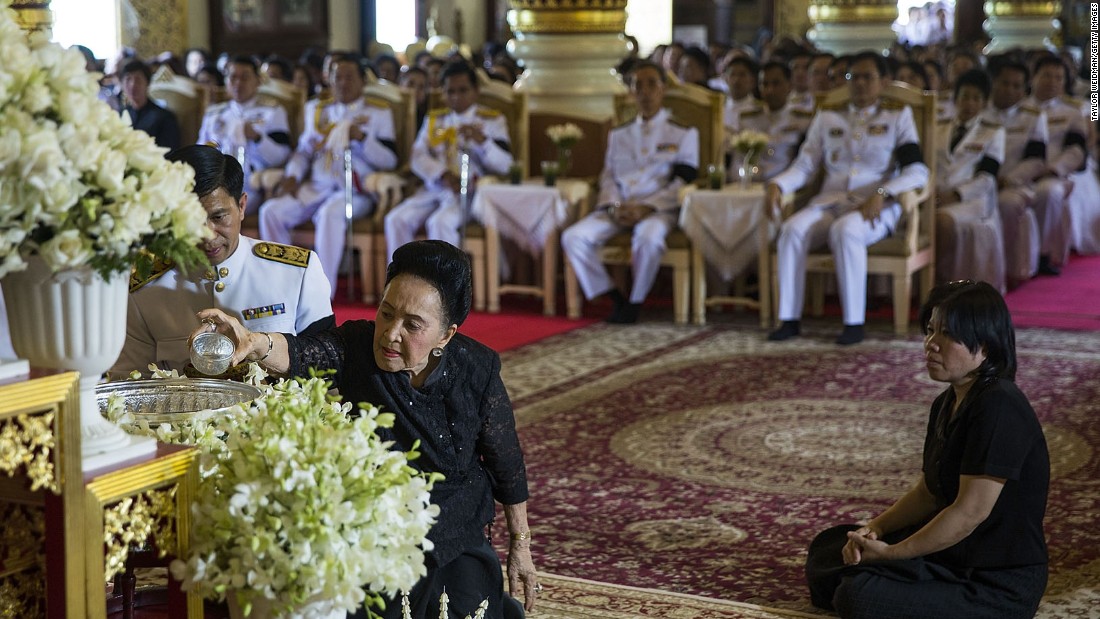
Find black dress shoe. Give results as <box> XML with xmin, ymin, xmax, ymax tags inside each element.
<box><xmin>1038</xmin><ymin>256</ymin><xmax>1062</xmax><ymax>276</ymax></box>
<box><xmin>835</xmin><ymin>324</ymin><xmax>865</xmax><ymax>345</ymax></box>
<box><xmin>606</xmin><ymin>302</ymin><xmax>641</xmax><ymax>324</ymax></box>
<box><xmin>767</xmin><ymin>320</ymin><xmax>801</xmax><ymax>341</ymax></box>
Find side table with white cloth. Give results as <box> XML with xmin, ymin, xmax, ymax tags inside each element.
<box><xmin>471</xmin><ymin>177</ymin><xmax>592</xmax><ymax>315</ymax></box>
<box><xmin>679</xmin><ymin>182</ymin><xmax>772</xmax><ymax>326</ymax></box>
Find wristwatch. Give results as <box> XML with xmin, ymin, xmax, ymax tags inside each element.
<box><xmin>876</xmin><ymin>187</ymin><xmax>893</xmax><ymax>201</ymax></box>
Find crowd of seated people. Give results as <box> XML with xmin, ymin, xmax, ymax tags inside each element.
<box><xmin>68</xmin><ymin>33</ymin><xmax>1097</xmax><ymax>342</ymax></box>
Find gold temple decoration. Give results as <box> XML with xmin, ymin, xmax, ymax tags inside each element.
<box><xmin>0</xmin><ymin>568</ymin><xmax>46</xmax><ymax>618</ymax></box>
<box><xmin>0</xmin><ymin>412</ymin><xmax>59</xmax><ymax>494</ymax></box>
<box><xmin>102</xmin><ymin>484</ymin><xmax>180</xmax><ymax>582</ymax></box>
<box><xmin>984</xmin><ymin>0</ymin><xmax>1060</xmax><ymax>17</ymax></box>
<box><xmin>507</xmin><ymin>0</ymin><xmax>628</xmax><ymax>34</ymax></box>
<box><xmin>8</xmin><ymin>1</ymin><xmax>51</xmax><ymax>34</ymax></box>
<box><xmin>0</xmin><ymin>503</ymin><xmax>46</xmax><ymax>617</ymax></box>
<box><xmin>807</xmin><ymin>0</ymin><xmax>897</xmax><ymax>23</ymax></box>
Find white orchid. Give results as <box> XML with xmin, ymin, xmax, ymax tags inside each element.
<box><xmin>730</xmin><ymin>129</ymin><xmax>770</xmax><ymax>155</ymax></box>
<box><xmin>545</xmin><ymin>122</ymin><xmax>585</xmax><ymax>148</ymax></box>
<box><xmin>0</xmin><ymin>2</ymin><xmax>208</xmax><ymax>280</ymax></box>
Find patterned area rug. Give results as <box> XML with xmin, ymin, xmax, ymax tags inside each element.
<box><xmin>500</xmin><ymin>323</ymin><xmax>1100</xmax><ymax>618</ymax></box>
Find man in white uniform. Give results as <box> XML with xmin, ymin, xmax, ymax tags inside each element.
<box><xmin>197</xmin><ymin>56</ymin><xmax>292</xmax><ymax>213</ymax></box>
<box><xmin>260</xmin><ymin>56</ymin><xmax>398</xmax><ymax>295</ymax></box>
<box><xmin>113</xmin><ymin>145</ymin><xmax>333</xmax><ymax>375</ymax></box>
<box><xmin>561</xmin><ymin>61</ymin><xmax>700</xmax><ymax>324</ymax></box>
<box><xmin>738</xmin><ymin>61</ymin><xmax>814</xmax><ymax>181</ymax></box>
<box><xmin>723</xmin><ymin>57</ymin><xmax>761</xmax><ymax>135</ymax></box>
<box><xmin>933</xmin><ymin>69</ymin><xmax>1006</xmax><ymax>290</ymax></box>
<box><xmin>384</xmin><ymin>62</ymin><xmax>514</xmax><ymax>259</ymax></box>
<box><xmin>765</xmin><ymin>52</ymin><xmax>930</xmax><ymax>345</ymax></box>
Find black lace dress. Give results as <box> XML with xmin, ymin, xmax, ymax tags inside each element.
<box><xmin>285</xmin><ymin>320</ymin><xmax>529</xmax><ymax>617</ymax></box>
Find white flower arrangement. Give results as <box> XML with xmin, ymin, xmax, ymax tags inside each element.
<box><xmin>545</xmin><ymin>122</ymin><xmax>584</xmax><ymax>149</ymax></box>
<box><xmin>729</xmin><ymin>129</ymin><xmax>770</xmax><ymax>158</ymax></box>
<box><xmin>0</xmin><ymin>3</ymin><xmax>209</xmax><ymax>280</ymax></box>
<box><xmin>109</xmin><ymin>372</ymin><xmax>441</xmax><ymax>618</ymax></box>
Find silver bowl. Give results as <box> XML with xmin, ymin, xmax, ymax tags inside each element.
<box><xmin>96</xmin><ymin>378</ymin><xmax>262</xmax><ymax>425</ymax></box>
<box><xmin>190</xmin><ymin>332</ymin><xmax>235</xmax><ymax>375</ymax></box>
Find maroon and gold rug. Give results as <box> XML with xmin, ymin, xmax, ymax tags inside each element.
<box><xmin>501</xmin><ymin>323</ymin><xmax>1100</xmax><ymax>618</ymax></box>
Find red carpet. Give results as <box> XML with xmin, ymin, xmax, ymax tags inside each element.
<box><xmin>332</xmin><ymin>295</ymin><xmax>598</xmax><ymax>352</ymax></box>
<box><xmin>1004</xmin><ymin>253</ymin><xmax>1100</xmax><ymax>331</ymax></box>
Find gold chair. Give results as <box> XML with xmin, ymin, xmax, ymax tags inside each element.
<box><xmin>148</xmin><ymin>66</ymin><xmax>204</xmax><ymax>146</ymax></box>
<box><xmin>565</xmin><ymin>82</ymin><xmax>725</xmax><ymax>324</ymax></box>
<box><xmin>767</xmin><ymin>82</ymin><xmax>937</xmax><ymax>335</ymax></box>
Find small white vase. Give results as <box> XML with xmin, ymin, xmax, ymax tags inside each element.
<box><xmin>2</xmin><ymin>255</ymin><xmax>156</xmax><ymax>470</ymax></box>
<box><xmin>227</xmin><ymin>593</ymin><xmax>345</xmax><ymax>619</ymax></box>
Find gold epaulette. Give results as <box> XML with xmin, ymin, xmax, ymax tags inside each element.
<box><xmin>428</xmin><ymin>107</ymin><xmax>449</xmax><ymax>118</ymax></box>
<box><xmin>740</xmin><ymin>108</ymin><xmax>764</xmax><ymax>118</ymax></box>
<box><xmin>791</xmin><ymin>108</ymin><xmax>815</xmax><ymax>117</ymax></box>
<box><xmin>1019</xmin><ymin>104</ymin><xmax>1040</xmax><ymax>115</ymax></box>
<box><xmin>129</xmin><ymin>255</ymin><xmax>175</xmax><ymax>292</ymax></box>
<box><xmin>253</xmin><ymin>242</ymin><xmax>310</xmax><ymax>268</ymax></box>
<box><xmin>365</xmin><ymin>96</ymin><xmax>390</xmax><ymax>110</ymax></box>
<box><xmin>475</xmin><ymin>107</ymin><xmax>502</xmax><ymax>118</ymax></box>
<box><xmin>667</xmin><ymin>117</ymin><xmax>691</xmax><ymax>130</ymax></box>
<box><xmin>880</xmin><ymin>99</ymin><xmax>905</xmax><ymax>111</ymax></box>
<box><xmin>821</xmin><ymin>101</ymin><xmax>846</xmax><ymax>112</ymax></box>
<box><xmin>254</xmin><ymin>93</ymin><xmax>283</xmax><ymax>108</ymax></box>
<box><xmin>980</xmin><ymin>119</ymin><xmax>1002</xmax><ymax>129</ymax></box>
<box><xmin>1061</xmin><ymin>95</ymin><xmax>1084</xmax><ymax>107</ymax></box>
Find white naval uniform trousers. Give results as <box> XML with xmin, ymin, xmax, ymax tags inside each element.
<box><xmin>933</xmin><ymin>118</ymin><xmax>1006</xmax><ymax>290</ymax></box>
<box><xmin>771</xmin><ymin>102</ymin><xmax>929</xmax><ymax>326</ymax></box>
<box><xmin>1029</xmin><ymin>95</ymin><xmax>1088</xmax><ymax>267</ymax></box>
<box><xmin>561</xmin><ymin>108</ymin><xmax>699</xmax><ymax>304</ymax></box>
<box><xmin>112</xmin><ymin>236</ymin><xmax>333</xmax><ymax>375</ymax></box>
<box><xmin>259</xmin><ymin>98</ymin><xmax>398</xmax><ymax>295</ymax></box>
<box><xmin>383</xmin><ymin>104</ymin><xmax>513</xmax><ymax>261</ymax></box>
<box><xmin>984</xmin><ymin>102</ymin><xmax>1049</xmax><ymax>282</ymax></box>
<box><xmin>197</xmin><ymin>97</ymin><xmax>292</xmax><ymax>212</ymax></box>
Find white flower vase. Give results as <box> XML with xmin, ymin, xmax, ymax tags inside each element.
<box><xmin>227</xmin><ymin>593</ymin><xmax>344</xmax><ymax>619</ymax></box>
<box><xmin>1</xmin><ymin>256</ymin><xmax>156</xmax><ymax>470</ymax></box>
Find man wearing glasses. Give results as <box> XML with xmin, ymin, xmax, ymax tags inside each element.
<box><xmin>764</xmin><ymin>51</ymin><xmax>929</xmax><ymax>345</ymax></box>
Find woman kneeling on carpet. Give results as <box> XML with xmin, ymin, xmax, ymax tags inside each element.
<box><xmin>193</xmin><ymin>240</ymin><xmax>540</xmax><ymax>618</ymax></box>
<box><xmin>805</xmin><ymin>280</ymin><xmax>1049</xmax><ymax>619</ymax></box>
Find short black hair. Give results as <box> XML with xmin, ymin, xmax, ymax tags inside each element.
<box><xmin>197</xmin><ymin>63</ymin><xmax>224</xmax><ymax>87</ymax></box>
<box><xmin>919</xmin><ymin>280</ymin><xmax>1017</xmax><ymax>382</ymax></box>
<box><xmin>262</xmin><ymin>55</ymin><xmax>293</xmax><ymax>80</ymax></box>
<box><xmin>228</xmin><ymin>54</ymin><xmax>259</xmax><ymax>74</ymax></box>
<box><xmin>761</xmin><ymin>60</ymin><xmax>792</xmax><ymax>81</ymax></box>
<box><xmin>954</xmin><ymin>68</ymin><xmax>992</xmax><ymax>101</ymax></box>
<box><xmin>440</xmin><ymin>60</ymin><xmax>479</xmax><ymax>88</ymax></box>
<box><xmin>386</xmin><ymin>240</ymin><xmax>472</xmax><ymax>327</ymax></box>
<box><xmin>681</xmin><ymin>46</ymin><xmax>711</xmax><ymax>74</ymax></box>
<box><xmin>629</xmin><ymin>59</ymin><xmax>667</xmax><ymax>85</ymax></box>
<box><xmin>849</xmin><ymin>51</ymin><xmax>889</xmax><ymax>78</ymax></box>
<box><xmin>120</xmin><ymin>59</ymin><xmax>151</xmax><ymax>82</ymax></box>
<box><xmin>1033</xmin><ymin>54</ymin><xmax>1074</xmax><ymax>95</ymax></box>
<box><xmin>898</xmin><ymin>61</ymin><xmax>930</xmax><ymax>89</ymax></box>
<box><xmin>726</xmin><ymin>56</ymin><xmax>760</xmax><ymax>77</ymax></box>
<box><xmin>990</xmin><ymin>58</ymin><xmax>1030</xmax><ymax>83</ymax></box>
<box><xmin>330</xmin><ymin>53</ymin><xmax>366</xmax><ymax>78</ymax></box>
<box><xmin>166</xmin><ymin>144</ymin><xmax>245</xmax><ymax>202</ymax></box>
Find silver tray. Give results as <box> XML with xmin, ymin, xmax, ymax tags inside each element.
<box><xmin>96</xmin><ymin>378</ymin><xmax>262</xmax><ymax>425</ymax></box>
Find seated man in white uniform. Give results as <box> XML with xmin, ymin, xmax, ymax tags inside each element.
<box><xmin>933</xmin><ymin>69</ymin><xmax>1007</xmax><ymax>290</ymax></box>
<box><xmin>738</xmin><ymin>61</ymin><xmax>814</xmax><ymax>181</ymax></box>
<box><xmin>113</xmin><ymin>145</ymin><xmax>333</xmax><ymax>375</ymax></box>
<box><xmin>384</xmin><ymin>61</ymin><xmax>514</xmax><ymax>260</ymax></box>
<box><xmin>1026</xmin><ymin>55</ymin><xmax>1090</xmax><ymax>273</ymax></box>
<box><xmin>561</xmin><ymin>60</ymin><xmax>700</xmax><ymax>324</ymax></box>
<box><xmin>983</xmin><ymin>59</ymin><xmax>1053</xmax><ymax>286</ymax></box>
<box><xmin>197</xmin><ymin>55</ymin><xmax>292</xmax><ymax>214</ymax></box>
<box><xmin>259</xmin><ymin>56</ymin><xmax>398</xmax><ymax>296</ymax></box>
<box><xmin>723</xmin><ymin>57</ymin><xmax>761</xmax><ymax>135</ymax></box>
<box><xmin>765</xmin><ymin>51</ymin><xmax>929</xmax><ymax>345</ymax></box>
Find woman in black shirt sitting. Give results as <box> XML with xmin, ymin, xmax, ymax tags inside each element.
<box><xmin>194</xmin><ymin>240</ymin><xmax>540</xmax><ymax>618</ymax></box>
<box><xmin>806</xmin><ymin>280</ymin><xmax>1049</xmax><ymax>619</ymax></box>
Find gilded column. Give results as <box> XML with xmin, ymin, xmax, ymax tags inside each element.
<box><xmin>507</xmin><ymin>0</ymin><xmax>631</xmax><ymax>118</ymax></box>
<box><xmin>9</xmin><ymin>0</ymin><xmax>51</xmax><ymax>36</ymax></box>
<box><xmin>983</xmin><ymin>1</ymin><xmax>1061</xmax><ymax>53</ymax></box>
<box><xmin>806</xmin><ymin>0</ymin><xmax>897</xmax><ymax>55</ymax></box>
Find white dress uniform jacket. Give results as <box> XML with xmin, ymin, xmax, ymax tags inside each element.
<box><xmin>770</xmin><ymin>101</ymin><xmax>929</xmax><ymax>325</ymax></box>
<box><xmin>197</xmin><ymin>96</ymin><xmax>292</xmax><ymax>209</ymax></box>
<box><xmin>933</xmin><ymin>117</ymin><xmax>1007</xmax><ymax>289</ymax></box>
<box><xmin>384</xmin><ymin>104</ymin><xmax>513</xmax><ymax>260</ymax></box>
<box><xmin>983</xmin><ymin>101</ymin><xmax>1052</xmax><ymax>281</ymax></box>
<box><xmin>112</xmin><ymin>237</ymin><xmax>334</xmax><ymax>375</ymax></box>
<box><xmin>738</xmin><ymin>102</ymin><xmax>814</xmax><ymax>181</ymax></box>
<box><xmin>259</xmin><ymin>97</ymin><xmax>398</xmax><ymax>294</ymax></box>
<box><xmin>563</xmin><ymin>108</ymin><xmax>699</xmax><ymax>304</ymax></box>
<box><xmin>724</xmin><ymin>94</ymin><xmax>762</xmax><ymax>134</ymax></box>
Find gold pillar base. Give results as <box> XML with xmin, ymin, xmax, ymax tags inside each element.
<box><xmin>10</xmin><ymin>1</ymin><xmax>52</xmax><ymax>35</ymax></box>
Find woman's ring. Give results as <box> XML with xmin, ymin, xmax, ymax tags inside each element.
<box><xmin>201</xmin><ymin>318</ymin><xmax>216</xmax><ymax>331</ymax></box>
<box><xmin>534</xmin><ymin>583</ymin><xmax>543</xmax><ymax>593</ymax></box>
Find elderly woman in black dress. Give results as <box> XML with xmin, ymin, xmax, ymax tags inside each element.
<box><xmin>194</xmin><ymin>240</ymin><xmax>539</xmax><ymax>618</ymax></box>
<box><xmin>806</xmin><ymin>280</ymin><xmax>1049</xmax><ymax>619</ymax></box>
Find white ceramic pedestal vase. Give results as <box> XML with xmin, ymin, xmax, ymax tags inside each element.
<box><xmin>227</xmin><ymin>594</ymin><xmax>344</xmax><ymax>619</ymax></box>
<box><xmin>1</xmin><ymin>256</ymin><xmax>156</xmax><ymax>470</ymax></box>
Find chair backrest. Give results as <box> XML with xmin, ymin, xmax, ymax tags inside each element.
<box><xmin>528</xmin><ymin>111</ymin><xmax>611</xmax><ymax>181</ymax></box>
<box><xmin>428</xmin><ymin>73</ymin><xmax>529</xmax><ymax>177</ymax></box>
<box><xmin>816</xmin><ymin>81</ymin><xmax>938</xmax><ymax>252</ymax></box>
<box><xmin>256</xmin><ymin>79</ymin><xmax>307</xmax><ymax>147</ymax></box>
<box><xmin>363</xmin><ymin>81</ymin><xmax>416</xmax><ymax>170</ymax></box>
<box><xmin>612</xmin><ymin>81</ymin><xmax>726</xmax><ymax>180</ymax></box>
<box><xmin>148</xmin><ymin>66</ymin><xmax>204</xmax><ymax>145</ymax></box>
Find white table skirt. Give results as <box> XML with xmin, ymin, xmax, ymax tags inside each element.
<box><xmin>471</xmin><ymin>178</ymin><xmax>589</xmax><ymax>256</ymax></box>
<box><xmin>679</xmin><ymin>184</ymin><xmax>772</xmax><ymax>282</ymax></box>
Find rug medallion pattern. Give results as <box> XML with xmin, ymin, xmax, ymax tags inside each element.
<box><xmin>501</xmin><ymin>325</ymin><xmax>1100</xmax><ymax>617</ymax></box>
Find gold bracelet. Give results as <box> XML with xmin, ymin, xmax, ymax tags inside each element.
<box><xmin>256</xmin><ymin>332</ymin><xmax>273</xmax><ymax>363</ymax></box>
<box><xmin>510</xmin><ymin>531</ymin><xmax>531</xmax><ymax>542</ymax></box>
